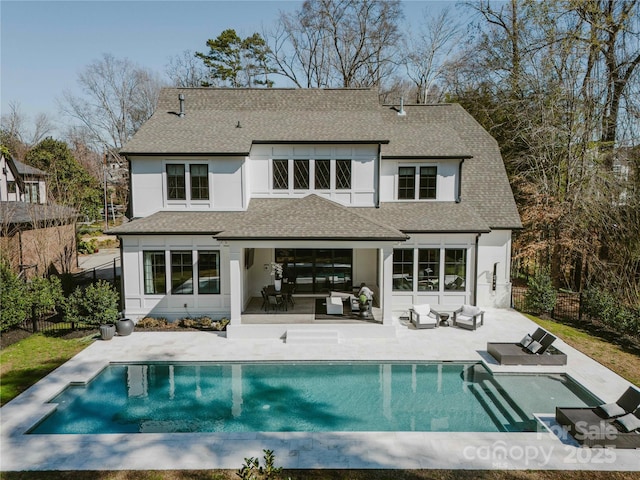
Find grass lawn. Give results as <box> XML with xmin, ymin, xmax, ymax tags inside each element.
<box><xmin>0</xmin><ymin>333</ymin><xmax>95</xmax><ymax>406</ymax></box>
<box><xmin>525</xmin><ymin>315</ymin><xmax>640</xmax><ymax>386</ymax></box>
<box><xmin>1</xmin><ymin>320</ymin><xmax>638</xmax><ymax>479</ymax></box>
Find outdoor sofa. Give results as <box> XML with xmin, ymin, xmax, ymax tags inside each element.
<box><xmin>555</xmin><ymin>386</ymin><xmax>640</xmax><ymax>448</ymax></box>
<box><xmin>487</xmin><ymin>327</ymin><xmax>567</xmax><ymax>365</ymax></box>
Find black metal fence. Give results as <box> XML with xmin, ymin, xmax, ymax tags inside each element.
<box><xmin>512</xmin><ymin>286</ymin><xmax>582</xmax><ymax>322</ymax></box>
<box><xmin>12</xmin><ymin>258</ymin><xmax>121</xmax><ymax>336</ymax></box>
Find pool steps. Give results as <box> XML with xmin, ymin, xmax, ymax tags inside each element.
<box><xmin>285</xmin><ymin>329</ymin><xmax>341</xmax><ymax>344</ymax></box>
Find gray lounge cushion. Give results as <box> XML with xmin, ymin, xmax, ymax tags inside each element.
<box><xmin>525</xmin><ymin>340</ymin><xmax>543</xmax><ymax>354</ymax></box>
<box><xmin>614</xmin><ymin>413</ymin><xmax>640</xmax><ymax>433</ymax></box>
<box><xmin>598</xmin><ymin>402</ymin><xmax>627</xmax><ymax>418</ymax></box>
<box><xmin>519</xmin><ymin>334</ymin><xmax>533</xmax><ymax>348</ymax></box>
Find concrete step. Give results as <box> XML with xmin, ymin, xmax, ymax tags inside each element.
<box><xmin>286</xmin><ymin>329</ymin><xmax>341</xmax><ymax>344</ymax></box>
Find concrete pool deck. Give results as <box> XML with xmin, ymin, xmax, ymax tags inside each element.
<box><xmin>1</xmin><ymin>308</ymin><xmax>638</xmax><ymax>471</ymax></box>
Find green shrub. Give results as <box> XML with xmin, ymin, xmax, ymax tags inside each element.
<box><xmin>582</xmin><ymin>286</ymin><xmax>617</xmax><ymax>325</ymax></box>
<box><xmin>26</xmin><ymin>275</ymin><xmax>64</xmax><ymax>320</ymax></box>
<box><xmin>0</xmin><ymin>262</ymin><xmax>29</xmax><ymax>332</ymax></box>
<box><xmin>524</xmin><ymin>268</ymin><xmax>557</xmax><ymax>314</ymax></box>
<box><xmin>77</xmin><ymin>238</ymin><xmax>98</xmax><ymax>254</ymax></box>
<box><xmin>64</xmin><ymin>280</ymin><xmax>119</xmax><ymax>325</ymax></box>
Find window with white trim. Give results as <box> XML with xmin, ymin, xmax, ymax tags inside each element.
<box><xmin>271</xmin><ymin>158</ymin><xmax>352</xmax><ymax>191</ymax></box>
<box><xmin>166</xmin><ymin>163</ymin><xmax>209</xmax><ymax>201</ymax></box>
<box><xmin>393</xmin><ymin>247</ymin><xmax>467</xmax><ymax>293</ymax></box>
<box><xmin>398</xmin><ymin>165</ymin><xmax>437</xmax><ymax>200</ymax></box>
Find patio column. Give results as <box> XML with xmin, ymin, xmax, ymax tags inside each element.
<box><xmin>229</xmin><ymin>245</ymin><xmax>242</xmax><ymax>326</ymax></box>
<box><xmin>381</xmin><ymin>245</ymin><xmax>394</xmax><ymax>325</ymax></box>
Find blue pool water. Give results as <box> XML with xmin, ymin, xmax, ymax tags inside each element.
<box><xmin>29</xmin><ymin>362</ymin><xmax>600</xmax><ymax>434</ymax></box>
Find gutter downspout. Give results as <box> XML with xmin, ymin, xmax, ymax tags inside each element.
<box><xmin>456</xmin><ymin>158</ymin><xmax>465</xmax><ymax>203</ymax></box>
<box><xmin>474</xmin><ymin>233</ymin><xmax>481</xmax><ymax>305</ymax></box>
<box><xmin>376</xmin><ymin>143</ymin><xmax>382</xmax><ymax>208</ymax></box>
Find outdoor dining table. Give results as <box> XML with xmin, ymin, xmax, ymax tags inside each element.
<box><xmin>265</xmin><ymin>284</ymin><xmax>295</xmax><ymax>310</ymax></box>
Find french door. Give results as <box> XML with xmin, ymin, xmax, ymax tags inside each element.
<box><xmin>275</xmin><ymin>249</ymin><xmax>352</xmax><ymax>293</ymax></box>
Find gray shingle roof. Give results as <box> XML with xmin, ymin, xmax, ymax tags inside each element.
<box><xmin>109</xmin><ymin>195</ymin><xmax>408</xmax><ymax>241</ymax></box>
<box><xmin>0</xmin><ymin>201</ymin><xmax>77</xmax><ymax>225</ymax></box>
<box><xmin>120</xmin><ymin>88</ymin><xmax>522</xmax><ymax>230</ymax></box>
<box><xmin>358</xmin><ymin>202</ymin><xmax>490</xmax><ymax>233</ymax></box>
<box><xmin>12</xmin><ymin>159</ymin><xmax>48</xmax><ymax>177</ymax></box>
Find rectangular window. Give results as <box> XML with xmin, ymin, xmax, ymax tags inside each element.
<box><xmin>336</xmin><ymin>159</ymin><xmax>351</xmax><ymax>189</ymax></box>
<box><xmin>273</xmin><ymin>159</ymin><xmax>288</xmax><ymax>190</ymax></box>
<box><xmin>198</xmin><ymin>251</ymin><xmax>220</xmax><ymax>294</ymax></box>
<box><xmin>419</xmin><ymin>167</ymin><xmax>437</xmax><ymax>199</ymax></box>
<box><xmin>167</xmin><ymin>164</ymin><xmax>186</xmax><ymax>200</ymax></box>
<box><xmin>7</xmin><ymin>181</ymin><xmax>16</xmax><ymax>194</ymax></box>
<box><xmin>398</xmin><ymin>167</ymin><xmax>415</xmax><ymax>199</ymax></box>
<box><xmin>294</xmin><ymin>159</ymin><xmax>309</xmax><ymax>190</ymax></box>
<box><xmin>171</xmin><ymin>251</ymin><xmax>193</xmax><ymax>295</ymax></box>
<box><xmin>190</xmin><ymin>164</ymin><xmax>209</xmax><ymax>200</ymax></box>
<box><xmin>24</xmin><ymin>183</ymin><xmax>39</xmax><ymax>203</ymax></box>
<box><xmin>315</xmin><ymin>160</ymin><xmax>330</xmax><ymax>189</ymax></box>
<box><xmin>393</xmin><ymin>249</ymin><xmax>414</xmax><ymax>291</ymax></box>
<box><xmin>418</xmin><ymin>249</ymin><xmax>440</xmax><ymax>291</ymax></box>
<box><xmin>444</xmin><ymin>249</ymin><xmax>466</xmax><ymax>291</ymax></box>
<box><xmin>143</xmin><ymin>251</ymin><xmax>166</xmax><ymax>295</ymax></box>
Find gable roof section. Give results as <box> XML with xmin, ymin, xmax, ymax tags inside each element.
<box><xmin>0</xmin><ymin>201</ymin><xmax>77</xmax><ymax>226</ymax></box>
<box><xmin>13</xmin><ymin>159</ymin><xmax>48</xmax><ymax>177</ymax></box>
<box><xmin>110</xmin><ymin>195</ymin><xmax>407</xmax><ymax>241</ymax></box>
<box><xmin>121</xmin><ymin>88</ymin><xmax>390</xmax><ymax>155</ymax></box>
<box><xmin>358</xmin><ymin>202</ymin><xmax>490</xmax><ymax>233</ymax></box>
<box><xmin>120</xmin><ymin>88</ymin><xmax>522</xmax><ymax>230</ymax></box>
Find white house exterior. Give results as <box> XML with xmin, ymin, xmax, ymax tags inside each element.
<box><xmin>113</xmin><ymin>88</ymin><xmax>521</xmax><ymax>335</ymax></box>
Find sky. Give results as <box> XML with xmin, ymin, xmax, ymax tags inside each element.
<box><xmin>1</xmin><ymin>0</ymin><xmax>460</xmax><ymax>138</ymax></box>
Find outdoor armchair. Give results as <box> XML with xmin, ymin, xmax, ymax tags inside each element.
<box><xmin>410</xmin><ymin>304</ymin><xmax>439</xmax><ymax>329</ymax></box>
<box><xmin>453</xmin><ymin>305</ymin><xmax>484</xmax><ymax>330</ymax></box>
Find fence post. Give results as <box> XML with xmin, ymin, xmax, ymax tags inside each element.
<box><xmin>578</xmin><ymin>291</ymin><xmax>583</xmax><ymax>322</ymax></box>
<box><xmin>113</xmin><ymin>258</ymin><xmax>117</xmax><ymax>282</ymax></box>
<box><xmin>31</xmin><ymin>305</ymin><xmax>39</xmax><ymax>333</ymax></box>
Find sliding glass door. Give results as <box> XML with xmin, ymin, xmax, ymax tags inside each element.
<box><xmin>275</xmin><ymin>249</ymin><xmax>353</xmax><ymax>294</ymax></box>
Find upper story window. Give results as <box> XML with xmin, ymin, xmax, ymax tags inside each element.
<box><xmin>272</xmin><ymin>159</ymin><xmax>352</xmax><ymax>191</ymax></box>
<box><xmin>273</xmin><ymin>159</ymin><xmax>288</xmax><ymax>190</ymax></box>
<box><xmin>167</xmin><ymin>164</ymin><xmax>186</xmax><ymax>200</ymax></box>
<box><xmin>190</xmin><ymin>164</ymin><xmax>209</xmax><ymax>200</ymax></box>
<box><xmin>398</xmin><ymin>165</ymin><xmax>437</xmax><ymax>200</ymax></box>
<box><xmin>315</xmin><ymin>160</ymin><xmax>330</xmax><ymax>189</ymax></box>
<box><xmin>24</xmin><ymin>182</ymin><xmax>39</xmax><ymax>203</ymax></box>
<box><xmin>336</xmin><ymin>159</ymin><xmax>352</xmax><ymax>189</ymax></box>
<box><xmin>294</xmin><ymin>160</ymin><xmax>309</xmax><ymax>190</ymax></box>
<box><xmin>166</xmin><ymin>163</ymin><xmax>209</xmax><ymax>201</ymax></box>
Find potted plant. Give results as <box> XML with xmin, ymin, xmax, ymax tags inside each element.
<box><xmin>270</xmin><ymin>262</ymin><xmax>283</xmax><ymax>291</ymax></box>
<box><xmin>65</xmin><ymin>280</ymin><xmax>120</xmax><ymax>340</ymax></box>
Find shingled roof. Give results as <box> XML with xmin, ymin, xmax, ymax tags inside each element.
<box><xmin>110</xmin><ymin>195</ymin><xmax>408</xmax><ymax>241</ymax></box>
<box><xmin>120</xmin><ymin>87</ymin><xmax>522</xmax><ymax>230</ymax></box>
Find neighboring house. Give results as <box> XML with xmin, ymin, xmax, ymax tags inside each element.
<box><xmin>113</xmin><ymin>88</ymin><xmax>522</xmax><ymax>334</ymax></box>
<box><xmin>0</xmin><ymin>151</ymin><xmax>77</xmax><ymax>276</ymax></box>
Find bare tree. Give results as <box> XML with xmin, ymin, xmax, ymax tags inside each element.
<box><xmin>269</xmin><ymin>0</ymin><xmax>403</xmax><ymax>88</ymax></box>
<box><xmin>0</xmin><ymin>102</ymin><xmax>54</xmax><ymax>159</ymax></box>
<box><xmin>166</xmin><ymin>49</ymin><xmax>209</xmax><ymax>87</ymax></box>
<box><xmin>403</xmin><ymin>7</ymin><xmax>462</xmax><ymax>103</ymax></box>
<box><xmin>59</xmin><ymin>53</ymin><xmax>164</xmax><ymax>159</ymax></box>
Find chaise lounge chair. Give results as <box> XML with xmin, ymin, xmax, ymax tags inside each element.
<box><xmin>556</xmin><ymin>386</ymin><xmax>640</xmax><ymax>448</ymax></box>
<box><xmin>486</xmin><ymin>327</ymin><xmax>567</xmax><ymax>365</ymax></box>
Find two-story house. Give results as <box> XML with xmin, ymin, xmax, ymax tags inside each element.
<box><xmin>113</xmin><ymin>88</ymin><xmax>521</xmax><ymax>336</ymax></box>
<box><xmin>0</xmin><ymin>151</ymin><xmax>78</xmax><ymax>276</ymax></box>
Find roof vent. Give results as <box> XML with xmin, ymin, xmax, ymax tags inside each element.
<box><xmin>398</xmin><ymin>96</ymin><xmax>406</xmax><ymax>116</ymax></box>
<box><xmin>178</xmin><ymin>93</ymin><xmax>185</xmax><ymax>118</ymax></box>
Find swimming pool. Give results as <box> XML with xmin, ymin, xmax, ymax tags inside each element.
<box><xmin>29</xmin><ymin>362</ymin><xmax>600</xmax><ymax>434</ymax></box>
